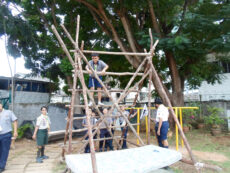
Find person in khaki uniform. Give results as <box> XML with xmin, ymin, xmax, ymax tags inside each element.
<box><xmin>32</xmin><ymin>106</ymin><xmax>51</xmax><ymax>163</ymax></box>
<box><xmin>0</xmin><ymin>103</ymin><xmax>18</xmax><ymax>173</ymax></box>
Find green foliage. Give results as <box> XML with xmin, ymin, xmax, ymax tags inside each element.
<box><xmin>2</xmin><ymin>0</ymin><xmax>230</xmax><ymax>98</ymax></box>
<box><xmin>204</xmin><ymin>106</ymin><xmax>225</xmax><ymax>126</ymax></box>
<box><xmin>17</xmin><ymin>123</ymin><xmax>34</xmax><ymax>139</ymax></box>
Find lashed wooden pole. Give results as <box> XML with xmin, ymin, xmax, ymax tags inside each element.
<box><xmin>67</xmin><ymin>55</ymin><xmax>78</xmax><ymax>153</ymax></box>
<box><xmin>147</xmin><ymin>69</ymin><xmax>152</xmax><ymax>144</ymax></box>
<box><xmin>70</xmin><ymin>49</ymin><xmax>151</xmax><ymax>56</ymax></box>
<box><xmin>75</xmin><ymin>15</ymin><xmax>98</xmax><ymax>173</ymax></box>
<box><xmin>51</xmin><ymin>25</ymin><xmax>74</xmax><ymax>66</ymax></box>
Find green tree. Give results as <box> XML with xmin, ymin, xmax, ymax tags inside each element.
<box><xmin>1</xmin><ymin>0</ymin><xmax>230</xmax><ymax>106</ymax></box>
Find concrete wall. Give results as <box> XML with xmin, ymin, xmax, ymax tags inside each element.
<box><xmin>14</xmin><ymin>91</ymin><xmax>50</xmax><ymax>103</ymax></box>
<box><xmin>0</xmin><ymin>90</ymin><xmax>9</xmax><ymax>98</ymax></box>
<box><xmin>14</xmin><ymin>103</ymin><xmax>68</xmax><ymax>130</ymax></box>
<box><xmin>199</xmin><ymin>73</ymin><xmax>230</xmax><ymax>101</ymax></box>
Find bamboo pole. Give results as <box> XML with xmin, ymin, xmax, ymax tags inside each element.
<box><xmin>51</xmin><ymin>25</ymin><xmax>74</xmax><ymax>66</ymax></box>
<box><xmin>75</xmin><ymin>15</ymin><xmax>98</xmax><ymax>173</ymax></box>
<box><xmin>149</xmin><ymin>28</ymin><xmax>153</xmax><ymax>49</ymax></box>
<box><xmin>62</xmin><ymin>109</ymin><xmax>70</xmax><ymax>158</ymax></box>
<box><xmin>147</xmin><ymin>70</ymin><xmax>152</xmax><ymax>144</ymax></box>
<box><xmin>70</xmin><ymin>49</ymin><xmax>151</xmax><ymax>56</ymax></box>
<box><xmin>68</xmin><ymin>89</ymin><xmax>139</xmax><ymax>92</ymax></box>
<box><xmin>180</xmin><ymin>158</ymin><xmax>222</xmax><ymax>172</ymax></box>
<box><xmin>78</xmin><ymin>50</ymin><xmax>145</xmax><ymax>145</ymax></box>
<box><xmin>60</xmin><ymin>24</ymin><xmax>75</xmax><ymax>45</ymax></box>
<box><xmin>60</xmin><ymin>136</ymin><xmax>123</xmax><ymax>146</ymax></box>
<box><xmin>68</xmin><ymin>115</ymin><xmax>123</xmax><ymax>120</ymax></box>
<box><xmin>72</xmin><ymin>70</ymin><xmax>144</xmax><ymax>76</ymax></box>
<box><xmin>77</xmin><ymin>54</ymin><xmax>98</xmax><ymax>173</ymax></box>
<box><xmin>67</xmin><ymin>56</ymin><xmax>78</xmax><ymax>154</ymax></box>
<box><xmin>60</xmin><ymin>123</ymin><xmax>139</xmax><ymax>134</ymax></box>
<box><xmin>66</xmin><ymin>104</ymin><xmax>113</xmax><ymax>108</ymax></box>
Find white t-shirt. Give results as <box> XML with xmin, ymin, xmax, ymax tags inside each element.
<box><xmin>156</xmin><ymin>104</ymin><xmax>169</xmax><ymax>122</ymax></box>
<box><xmin>36</xmin><ymin>114</ymin><xmax>51</xmax><ymax>129</ymax></box>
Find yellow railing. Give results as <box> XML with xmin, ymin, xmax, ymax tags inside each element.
<box><xmin>127</xmin><ymin>106</ymin><xmax>199</xmax><ymax>150</ymax></box>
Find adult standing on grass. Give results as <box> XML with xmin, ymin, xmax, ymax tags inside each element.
<box><xmin>86</xmin><ymin>53</ymin><xmax>109</xmax><ymax>106</ymax></box>
<box><xmin>0</xmin><ymin>103</ymin><xmax>18</xmax><ymax>173</ymax></box>
<box><xmin>155</xmin><ymin>98</ymin><xmax>169</xmax><ymax>148</ymax></box>
<box><xmin>32</xmin><ymin>106</ymin><xmax>51</xmax><ymax>163</ymax></box>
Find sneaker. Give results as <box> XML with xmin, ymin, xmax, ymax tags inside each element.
<box><xmin>0</xmin><ymin>168</ymin><xmax>5</xmax><ymax>173</ymax></box>
<box><xmin>41</xmin><ymin>155</ymin><xmax>49</xmax><ymax>159</ymax></box>
<box><xmin>99</xmin><ymin>148</ymin><xmax>103</xmax><ymax>152</ymax></box>
<box><xmin>88</xmin><ymin>102</ymin><xmax>92</xmax><ymax>106</ymax></box>
<box><xmin>98</xmin><ymin>102</ymin><xmax>104</xmax><ymax>106</ymax></box>
<box><xmin>36</xmin><ymin>157</ymin><xmax>43</xmax><ymax>163</ymax></box>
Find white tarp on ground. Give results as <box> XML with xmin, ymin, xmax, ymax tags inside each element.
<box><xmin>65</xmin><ymin>145</ymin><xmax>182</xmax><ymax>173</ymax></box>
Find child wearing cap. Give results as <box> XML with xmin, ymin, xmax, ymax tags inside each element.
<box><xmin>86</xmin><ymin>53</ymin><xmax>109</xmax><ymax>106</ymax></box>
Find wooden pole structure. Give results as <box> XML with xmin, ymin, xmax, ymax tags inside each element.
<box><xmin>147</xmin><ymin>70</ymin><xmax>152</xmax><ymax>144</ymax></box>
<box><xmin>78</xmin><ymin>50</ymin><xmax>145</xmax><ymax>145</ymax></box>
<box><xmin>51</xmin><ymin>14</ymin><xmax>206</xmax><ymax>171</ymax></box>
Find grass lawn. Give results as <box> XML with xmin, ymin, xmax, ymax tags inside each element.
<box><xmin>168</xmin><ymin>129</ymin><xmax>230</xmax><ymax>173</ymax></box>
<box><xmin>53</xmin><ymin>129</ymin><xmax>230</xmax><ymax>173</ymax></box>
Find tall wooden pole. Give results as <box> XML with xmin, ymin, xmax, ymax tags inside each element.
<box><xmin>76</xmin><ymin>15</ymin><xmax>98</xmax><ymax>173</ymax></box>
<box><xmin>147</xmin><ymin>70</ymin><xmax>152</xmax><ymax>144</ymax></box>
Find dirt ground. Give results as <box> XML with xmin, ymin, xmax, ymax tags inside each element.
<box><xmin>6</xmin><ymin>130</ymin><xmax>230</xmax><ymax>173</ymax></box>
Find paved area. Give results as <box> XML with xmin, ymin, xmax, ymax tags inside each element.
<box><xmin>4</xmin><ymin>140</ymin><xmax>62</xmax><ymax>173</ymax></box>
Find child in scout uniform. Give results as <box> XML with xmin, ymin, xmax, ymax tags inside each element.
<box><xmin>119</xmin><ymin>106</ymin><xmax>136</xmax><ymax>149</ymax></box>
<box><xmin>99</xmin><ymin>108</ymin><xmax>113</xmax><ymax>152</ymax></box>
<box><xmin>32</xmin><ymin>106</ymin><xmax>51</xmax><ymax>163</ymax></box>
<box><xmin>82</xmin><ymin>108</ymin><xmax>97</xmax><ymax>153</ymax></box>
<box><xmin>154</xmin><ymin>98</ymin><xmax>169</xmax><ymax>148</ymax></box>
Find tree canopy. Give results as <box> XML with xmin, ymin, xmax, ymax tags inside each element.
<box><xmin>1</xmin><ymin>0</ymin><xmax>230</xmax><ymax>105</ymax></box>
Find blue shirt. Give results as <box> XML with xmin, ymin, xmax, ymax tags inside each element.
<box><xmin>0</xmin><ymin>109</ymin><xmax>17</xmax><ymax>135</ymax></box>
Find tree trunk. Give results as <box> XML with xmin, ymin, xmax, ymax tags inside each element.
<box><xmin>165</xmin><ymin>51</ymin><xmax>184</xmax><ymax>106</ymax></box>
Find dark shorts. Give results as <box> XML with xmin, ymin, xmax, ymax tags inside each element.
<box><xmin>88</xmin><ymin>76</ymin><xmax>103</xmax><ymax>88</ymax></box>
<box><xmin>36</xmin><ymin>129</ymin><xmax>48</xmax><ymax>146</ymax></box>
<box><xmin>155</xmin><ymin>121</ymin><xmax>169</xmax><ymax>141</ymax></box>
